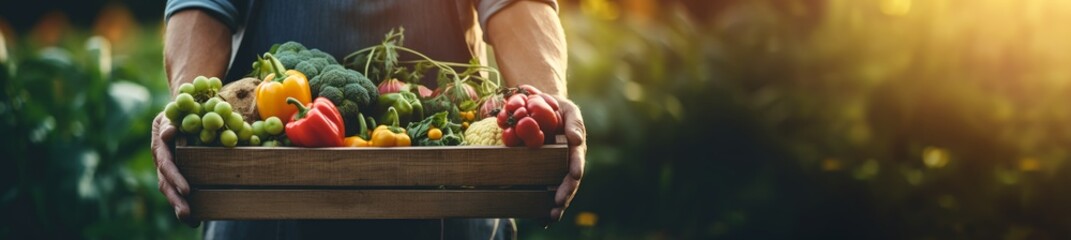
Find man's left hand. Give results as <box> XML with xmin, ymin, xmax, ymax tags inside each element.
<box><xmin>550</xmin><ymin>96</ymin><xmax>586</xmax><ymax>222</ymax></box>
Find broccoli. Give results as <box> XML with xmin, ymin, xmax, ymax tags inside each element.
<box><xmin>295</xmin><ymin>61</ymin><xmax>321</xmax><ymax>79</ymax></box>
<box><xmin>309</xmin><ymin>75</ymin><xmax>324</xmax><ymax>97</ymax></box>
<box><xmin>321</xmin><ymin>65</ymin><xmax>345</xmax><ymax>75</ymax></box>
<box><xmin>276</xmin><ymin>53</ymin><xmax>302</xmax><ymax>69</ymax></box>
<box><xmin>308</xmin><ymin>49</ymin><xmax>338</xmax><ymax>64</ymax></box>
<box><xmin>275</xmin><ymin>41</ymin><xmax>307</xmax><ymax>54</ymax></box>
<box><xmin>319</xmin><ymin>85</ymin><xmax>345</xmax><ymax>104</ymax></box>
<box><xmin>357</xmin><ymin>73</ymin><xmax>378</xmax><ymax>101</ymax></box>
<box><xmin>307</xmin><ymin>58</ymin><xmax>331</xmax><ymax>67</ymax></box>
<box><xmin>318</xmin><ymin>68</ymin><xmax>355</xmax><ymax>87</ymax></box>
<box><xmin>296</xmin><ymin>50</ymin><xmax>314</xmax><ymax>60</ymax></box>
<box><xmin>337</xmin><ymin>99</ymin><xmax>362</xmax><ymax>136</ymax></box>
<box><xmin>343</xmin><ymin>83</ymin><xmax>371</xmax><ymax>108</ymax></box>
<box><xmin>271</xmin><ymin>50</ymin><xmax>377</xmax><ymax>124</ymax></box>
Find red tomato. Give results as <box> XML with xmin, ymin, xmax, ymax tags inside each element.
<box><xmin>526</xmin><ymin>95</ymin><xmax>558</xmax><ymax>133</ymax></box>
<box><xmin>497</xmin><ymin>107</ymin><xmax>511</xmax><ymax>129</ymax></box>
<box><xmin>515</xmin><ymin>117</ymin><xmax>545</xmax><ymax>148</ymax></box>
<box><xmin>502</xmin><ymin>128</ymin><xmax>522</xmax><ymax>147</ymax></box>
<box><xmin>512</xmin><ymin>107</ymin><xmax>528</xmax><ymax>120</ymax></box>
<box><xmin>505</xmin><ymin>94</ymin><xmax>526</xmax><ymax>113</ymax></box>
<box><xmin>539</xmin><ymin>93</ymin><xmax>560</xmax><ymax>111</ymax></box>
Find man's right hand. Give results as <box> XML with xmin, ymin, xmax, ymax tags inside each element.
<box><xmin>151</xmin><ymin>112</ymin><xmax>199</xmax><ymax>227</ymax></box>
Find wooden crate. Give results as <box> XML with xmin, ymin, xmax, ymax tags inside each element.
<box><xmin>174</xmin><ymin>136</ymin><xmax>568</xmax><ymax>220</ymax></box>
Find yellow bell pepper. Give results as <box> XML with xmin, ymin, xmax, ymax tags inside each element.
<box><xmin>344</xmin><ymin>136</ymin><xmax>371</xmax><ymax>147</ymax></box>
<box><xmin>369</xmin><ymin>125</ymin><xmax>410</xmax><ymax>147</ymax></box>
<box><xmin>256</xmin><ymin>70</ymin><xmax>311</xmax><ymax>123</ymax></box>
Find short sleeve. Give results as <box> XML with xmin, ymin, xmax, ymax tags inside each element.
<box><xmin>477</xmin><ymin>0</ymin><xmax>558</xmax><ymax>33</ymax></box>
<box><xmin>165</xmin><ymin>0</ymin><xmax>247</xmax><ymax>32</ymax></box>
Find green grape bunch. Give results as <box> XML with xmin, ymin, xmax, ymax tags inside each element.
<box><xmin>162</xmin><ymin>76</ymin><xmax>279</xmax><ymax>147</ymax></box>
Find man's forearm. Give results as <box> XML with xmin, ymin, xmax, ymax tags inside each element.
<box><xmin>165</xmin><ymin>10</ymin><xmax>232</xmax><ymax>96</ymax></box>
<box><xmin>487</xmin><ymin>1</ymin><xmax>568</xmax><ymax>97</ymax></box>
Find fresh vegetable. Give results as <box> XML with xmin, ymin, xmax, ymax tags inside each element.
<box><xmin>422</xmin><ymin>94</ymin><xmax>462</xmax><ymax>123</ymax></box>
<box><xmin>478</xmin><ymin>93</ymin><xmax>506</xmax><ymax>119</ymax></box>
<box><xmin>218</xmin><ymin>77</ymin><xmax>261</xmax><ymax>122</ymax></box>
<box><xmin>284</xmin><ymin>97</ymin><xmax>345</xmax><ymax>147</ymax></box>
<box><xmin>343</xmin><ymin>28</ymin><xmax>408</xmax><ymax>84</ymax></box>
<box><xmin>406</xmin><ymin>112</ymin><xmax>463</xmax><ymax>146</ymax></box>
<box><xmin>375</xmin><ymin>91</ymin><xmax>424</xmax><ymax>125</ymax></box>
<box><xmin>259</xmin><ymin>42</ymin><xmax>378</xmax><ymax>137</ymax></box>
<box><xmin>369</xmin><ymin>125</ymin><xmax>410</xmax><ymax>147</ymax></box>
<box><xmin>432</xmin><ymin>82</ymin><xmax>479</xmax><ymax>106</ymax></box>
<box><xmin>309</xmin><ymin>67</ymin><xmax>376</xmax><ymax>107</ymax></box>
<box><xmin>255</xmin><ymin>69</ymin><xmax>312</xmax><ymax>123</ymax></box>
<box><xmin>307</xmin><ymin>66</ymin><xmax>377</xmax><ymax>136</ymax></box>
<box><xmin>464</xmin><ymin>117</ymin><xmax>503</xmax><ymax>146</ymax></box>
<box><xmin>378</xmin><ymin>78</ymin><xmax>408</xmax><ymax>94</ymax></box>
<box><xmin>268</xmin><ymin>42</ymin><xmax>337</xmax><ymax>77</ymax></box>
<box><xmin>344</xmin><ymin>136</ymin><xmax>370</xmax><ymax>147</ymax></box>
<box><xmin>415</xmin><ymin>84</ymin><xmax>434</xmax><ymax>98</ymax></box>
<box><xmin>428</xmin><ymin>128</ymin><xmax>442</xmax><ymax>140</ymax></box>
<box><xmin>343</xmin><ymin>28</ymin><xmax>501</xmax><ymax>115</ymax></box>
<box><xmin>496</xmin><ymin>85</ymin><xmax>564</xmax><ymax>148</ymax></box>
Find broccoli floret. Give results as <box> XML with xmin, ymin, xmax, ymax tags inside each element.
<box><xmin>319</xmin><ymin>85</ymin><xmax>344</xmax><ymax>105</ymax></box>
<box><xmin>321</xmin><ymin>64</ymin><xmax>345</xmax><ymax>74</ymax></box>
<box><xmin>276</xmin><ymin>41</ymin><xmax>306</xmax><ymax>53</ymax></box>
<box><xmin>307</xmin><ymin>49</ymin><xmax>338</xmax><ymax>64</ymax></box>
<box><xmin>276</xmin><ymin>53</ymin><xmax>302</xmax><ymax>69</ymax></box>
<box><xmin>337</xmin><ymin>99</ymin><xmax>361</xmax><ymax>136</ymax></box>
<box><xmin>296</xmin><ymin>50</ymin><xmax>314</xmax><ymax>59</ymax></box>
<box><xmin>318</xmin><ymin>68</ymin><xmax>356</xmax><ymax>87</ymax></box>
<box><xmin>307</xmin><ymin>58</ymin><xmax>330</xmax><ymax>66</ymax></box>
<box><xmin>357</xmin><ymin>74</ymin><xmax>378</xmax><ymax>101</ymax></box>
<box><xmin>295</xmin><ymin>61</ymin><xmax>321</xmax><ymax>79</ymax></box>
<box><xmin>309</xmin><ymin>75</ymin><xmax>324</xmax><ymax>97</ymax></box>
<box><xmin>343</xmin><ymin>83</ymin><xmax>372</xmax><ymax>108</ymax></box>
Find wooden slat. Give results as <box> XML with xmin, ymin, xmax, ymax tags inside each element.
<box><xmin>189</xmin><ymin>189</ymin><xmax>554</xmax><ymax>220</ymax></box>
<box><xmin>175</xmin><ymin>145</ymin><xmax>568</xmax><ymax>187</ymax></box>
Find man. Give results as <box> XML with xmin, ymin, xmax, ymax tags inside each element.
<box><xmin>150</xmin><ymin>0</ymin><xmax>587</xmax><ymax>239</ymax></box>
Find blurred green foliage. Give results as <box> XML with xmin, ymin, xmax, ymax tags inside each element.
<box><xmin>0</xmin><ymin>26</ymin><xmax>198</xmax><ymax>238</ymax></box>
<box><xmin>524</xmin><ymin>0</ymin><xmax>1071</xmax><ymax>239</ymax></box>
<box><xmin>6</xmin><ymin>0</ymin><xmax>1071</xmax><ymax>239</ymax></box>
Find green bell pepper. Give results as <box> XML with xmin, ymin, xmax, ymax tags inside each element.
<box><xmin>375</xmin><ymin>91</ymin><xmax>424</xmax><ymax>125</ymax></box>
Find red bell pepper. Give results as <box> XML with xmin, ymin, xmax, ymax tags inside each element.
<box><xmin>285</xmin><ymin>97</ymin><xmax>346</xmax><ymax>147</ymax></box>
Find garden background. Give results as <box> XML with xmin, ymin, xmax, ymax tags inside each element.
<box><xmin>3</xmin><ymin>0</ymin><xmax>1070</xmax><ymax>239</ymax></box>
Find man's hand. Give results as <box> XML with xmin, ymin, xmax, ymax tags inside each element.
<box><xmin>485</xmin><ymin>1</ymin><xmax>579</xmax><ymax>223</ymax></box>
<box><xmin>151</xmin><ymin>112</ymin><xmax>199</xmax><ymax>227</ymax></box>
<box><xmin>159</xmin><ymin>9</ymin><xmax>230</xmax><ymax>227</ymax></box>
<box><xmin>550</xmin><ymin>96</ymin><xmax>586</xmax><ymax>222</ymax></box>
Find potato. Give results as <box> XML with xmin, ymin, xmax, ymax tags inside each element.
<box><xmin>218</xmin><ymin>77</ymin><xmax>261</xmax><ymax>123</ymax></box>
